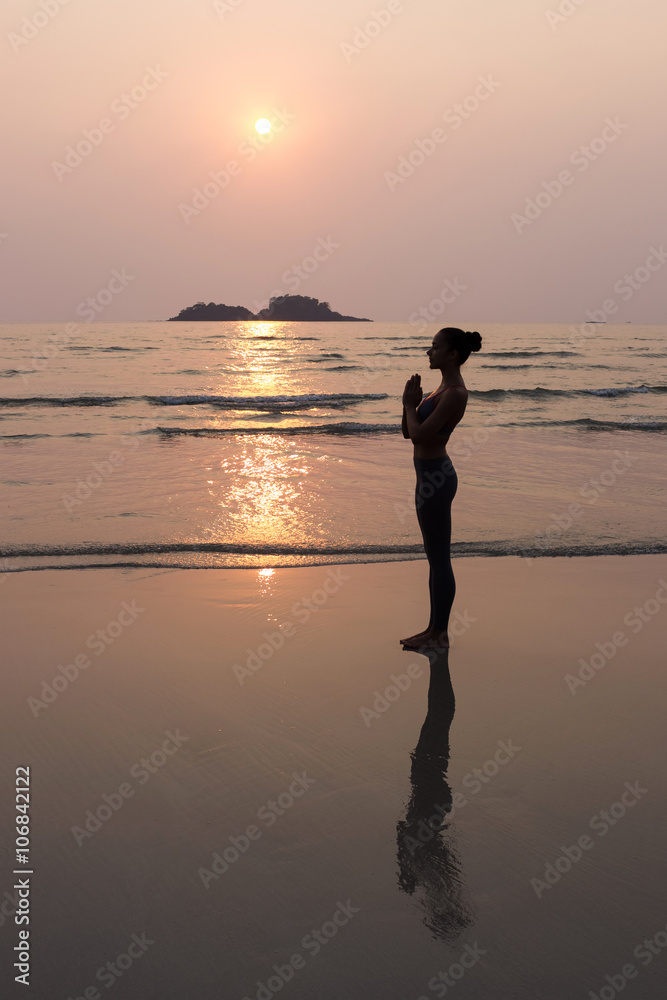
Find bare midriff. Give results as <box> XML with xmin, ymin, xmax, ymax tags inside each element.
<box><xmin>413</xmin><ymin>385</ymin><xmax>467</xmax><ymax>460</ymax></box>
<box><xmin>413</xmin><ymin>437</ymin><xmax>452</xmax><ymax>460</ymax></box>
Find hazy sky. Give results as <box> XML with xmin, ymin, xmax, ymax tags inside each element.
<box><xmin>2</xmin><ymin>0</ymin><xmax>666</xmax><ymax>322</ymax></box>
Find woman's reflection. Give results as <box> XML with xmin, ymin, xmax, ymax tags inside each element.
<box><xmin>396</xmin><ymin>649</ymin><xmax>474</xmax><ymax>940</ymax></box>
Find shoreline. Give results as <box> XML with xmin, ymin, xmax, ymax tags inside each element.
<box><xmin>4</xmin><ymin>546</ymin><xmax>667</xmax><ymax>575</ymax></box>
<box><xmin>2</xmin><ymin>554</ymin><xmax>666</xmax><ymax>997</ymax></box>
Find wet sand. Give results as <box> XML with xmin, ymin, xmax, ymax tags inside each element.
<box><xmin>1</xmin><ymin>555</ymin><xmax>666</xmax><ymax>998</ymax></box>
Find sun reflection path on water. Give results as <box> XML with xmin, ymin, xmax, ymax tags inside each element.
<box><xmin>198</xmin><ymin>324</ymin><xmax>348</xmax><ymax>565</ymax></box>
<box><xmin>257</xmin><ymin>567</ymin><xmax>275</xmax><ymax>594</ymax></box>
<box><xmin>214</xmin><ymin>440</ymin><xmax>319</xmax><ymax>548</ymax></box>
<box><xmin>222</xmin><ymin>320</ymin><xmax>322</xmax><ymax>399</ymax></box>
<box><xmin>256</xmin><ymin>566</ymin><xmax>279</xmax><ymax>617</ymax></box>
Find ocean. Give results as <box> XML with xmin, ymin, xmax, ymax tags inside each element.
<box><xmin>2</xmin><ymin>321</ymin><xmax>666</xmax><ymax>572</ymax></box>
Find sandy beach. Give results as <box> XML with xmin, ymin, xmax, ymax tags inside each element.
<box><xmin>2</xmin><ymin>554</ymin><xmax>666</xmax><ymax>998</ymax></box>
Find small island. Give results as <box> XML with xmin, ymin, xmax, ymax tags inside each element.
<box><xmin>169</xmin><ymin>294</ymin><xmax>371</xmax><ymax>322</ymax></box>
<box><xmin>168</xmin><ymin>302</ymin><xmax>254</xmax><ymax>322</ymax></box>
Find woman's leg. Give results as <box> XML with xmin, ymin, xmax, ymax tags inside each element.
<box><xmin>417</xmin><ymin>488</ymin><xmax>434</xmax><ymax>631</ymax></box>
<box><xmin>406</xmin><ymin>460</ymin><xmax>458</xmax><ymax>644</ymax></box>
<box><xmin>401</xmin><ymin>465</ymin><xmax>437</xmax><ymax>643</ymax></box>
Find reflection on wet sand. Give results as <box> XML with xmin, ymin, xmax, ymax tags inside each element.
<box><xmin>396</xmin><ymin>650</ymin><xmax>474</xmax><ymax>940</ymax></box>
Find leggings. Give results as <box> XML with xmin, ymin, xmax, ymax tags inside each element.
<box><xmin>414</xmin><ymin>456</ymin><xmax>458</xmax><ymax>633</ymax></box>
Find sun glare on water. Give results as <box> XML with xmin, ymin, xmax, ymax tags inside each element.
<box><xmin>255</xmin><ymin>118</ymin><xmax>272</xmax><ymax>135</ymax></box>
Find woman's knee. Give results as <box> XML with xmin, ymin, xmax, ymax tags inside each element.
<box><xmin>428</xmin><ymin>550</ymin><xmax>452</xmax><ymax>569</ymax></box>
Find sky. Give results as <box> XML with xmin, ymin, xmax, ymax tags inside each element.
<box><xmin>1</xmin><ymin>0</ymin><xmax>666</xmax><ymax>323</ymax></box>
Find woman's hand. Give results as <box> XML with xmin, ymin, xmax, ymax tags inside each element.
<box><xmin>402</xmin><ymin>373</ymin><xmax>423</xmax><ymax>407</ymax></box>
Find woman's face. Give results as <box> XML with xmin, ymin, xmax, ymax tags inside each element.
<box><xmin>426</xmin><ymin>334</ymin><xmax>452</xmax><ymax>368</ymax></box>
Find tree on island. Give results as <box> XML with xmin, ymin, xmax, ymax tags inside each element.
<box><xmin>169</xmin><ymin>301</ymin><xmax>254</xmax><ymax>321</ymax></box>
<box><xmin>169</xmin><ymin>294</ymin><xmax>370</xmax><ymax>322</ymax></box>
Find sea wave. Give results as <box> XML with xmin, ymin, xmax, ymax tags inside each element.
<box><xmin>3</xmin><ymin>538</ymin><xmax>666</xmax><ymax>573</ymax></box>
<box><xmin>0</xmin><ymin>542</ymin><xmax>424</xmax><ymax>558</ymax></box>
<box><xmin>147</xmin><ymin>392</ymin><xmax>384</xmax><ymax>409</ymax></box>
<box><xmin>99</xmin><ymin>346</ymin><xmax>142</xmax><ymax>352</ymax></box>
<box><xmin>150</xmin><ymin>422</ymin><xmax>398</xmax><ymax>437</ymax></box>
<box><xmin>2</xmin><ymin>415</ymin><xmax>666</xmax><ymax>441</ymax></box>
<box><xmin>66</xmin><ymin>344</ymin><xmax>158</xmax><ymax>352</ymax></box>
<box><xmin>0</xmin><ymin>392</ymin><xmax>389</xmax><ymax>410</ymax></box>
<box><xmin>470</xmin><ymin>385</ymin><xmax>664</xmax><ymax>399</ymax></box>
<box><xmin>200</xmin><ymin>335</ymin><xmax>321</xmax><ymax>342</ymax></box>
<box><xmin>483</xmin><ymin>351</ymin><xmax>580</xmax><ymax>358</ymax></box>
<box><xmin>0</xmin><ymin>395</ymin><xmax>123</xmax><ymax>407</ymax></box>
<box><xmin>503</xmin><ymin>418</ymin><xmax>667</xmax><ymax>431</ymax></box>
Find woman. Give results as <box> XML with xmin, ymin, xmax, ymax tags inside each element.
<box><xmin>401</xmin><ymin>327</ymin><xmax>482</xmax><ymax>649</ymax></box>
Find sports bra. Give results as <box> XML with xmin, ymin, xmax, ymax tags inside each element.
<box><xmin>416</xmin><ymin>383</ymin><xmax>467</xmax><ymax>439</ymax></box>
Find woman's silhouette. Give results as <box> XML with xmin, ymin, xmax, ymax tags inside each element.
<box><xmin>396</xmin><ymin>649</ymin><xmax>474</xmax><ymax>940</ymax></box>
<box><xmin>401</xmin><ymin>327</ymin><xmax>482</xmax><ymax>649</ymax></box>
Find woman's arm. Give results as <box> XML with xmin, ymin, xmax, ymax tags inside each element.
<box><xmin>404</xmin><ymin>388</ymin><xmax>466</xmax><ymax>444</ymax></box>
<box><xmin>402</xmin><ymin>375</ymin><xmax>422</xmax><ymax>440</ymax></box>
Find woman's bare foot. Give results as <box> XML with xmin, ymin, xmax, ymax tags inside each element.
<box><xmin>401</xmin><ymin>628</ymin><xmax>449</xmax><ymax>650</ymax></box>
<box><xmin>400</xmin><ymin>627</ymin><xmax>431</xmax><ymax>644</ymax></box>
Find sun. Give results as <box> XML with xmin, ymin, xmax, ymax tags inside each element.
<box><xmin>255</xmin><ymin>118</ymin><xmax>272</xmax><ymax>135</ymax></box>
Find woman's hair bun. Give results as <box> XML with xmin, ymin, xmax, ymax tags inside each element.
<box><xmin>437</xmin><ymin>326</ymin><xmax>481</xmax><ymax>363</ymax></box>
